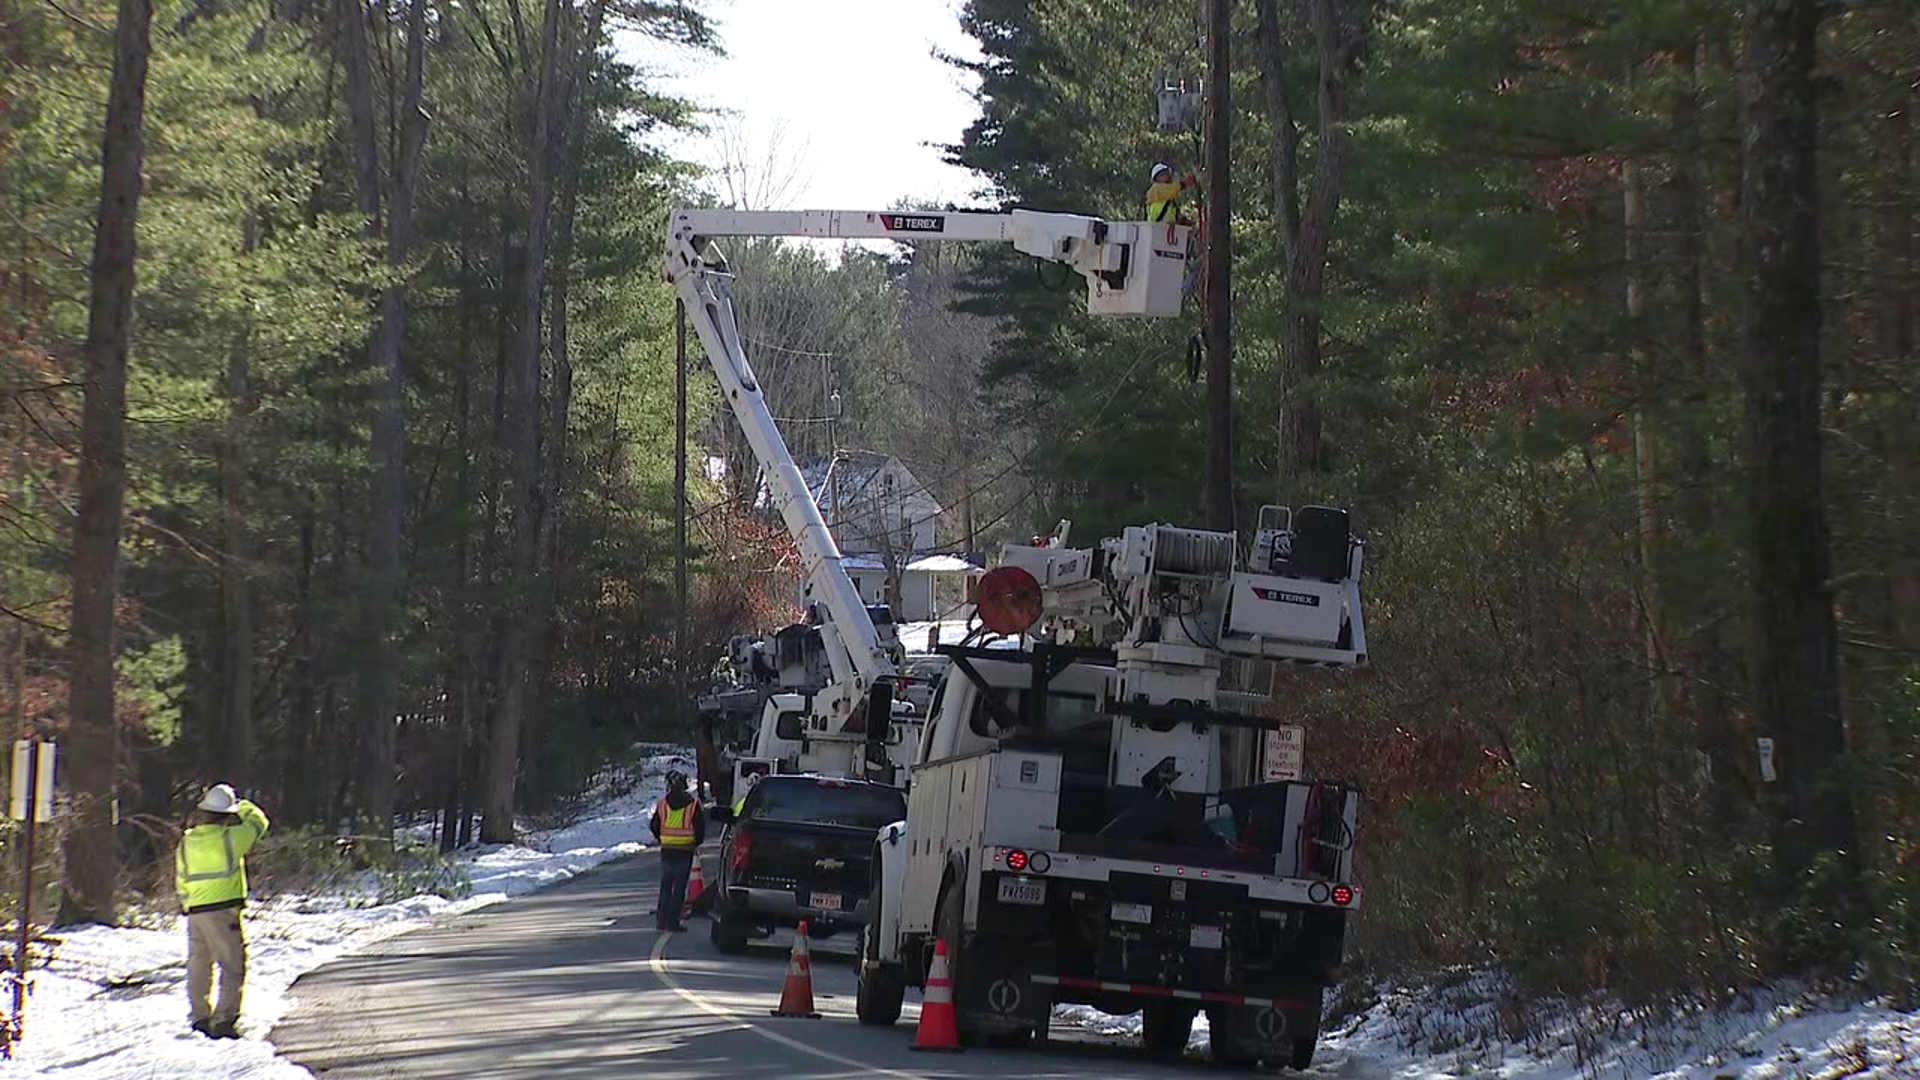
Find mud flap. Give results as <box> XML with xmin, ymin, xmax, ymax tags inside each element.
<box><xmin>1206</xmin><ymin>991</ymin><xmax>1321</xmax><ymax>1064</ymax></box>
<box><xmin>957</xmin><ymin>944</ymin><xmax>1053</xmax><ymax>1035</ymax></box>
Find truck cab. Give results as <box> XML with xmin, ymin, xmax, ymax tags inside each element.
<box><xmin>711</xmin><ymin>773</ymin><xmax>908</xmax><ymax>952</ymax></box>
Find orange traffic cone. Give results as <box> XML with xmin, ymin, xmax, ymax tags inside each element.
<box><xmin>684</xmin><ymin>857</ymin><xmax>708</xmax><ymax>918</ymax></box>
<box><xmin>770</xmin><ymin>921</ymin><xmax>821</xmax><ymax>1018</ymax></box>
<box><xmin>910</xmin><ymin>938</ymin><xmax>962</xmax><ymax>1052</ymax></box>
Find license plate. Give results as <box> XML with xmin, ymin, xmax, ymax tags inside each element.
<box><xmin>1190</xmin><ymin>925</ymin><xmax>1224</xmax><ymax>949</ymax></box>
<box><xmin>1111</xmin><ymin>901</ymin><xmax>1153</xmax><ymax>924</ymax></box>
<box><xmin>809</xmin><ymin>892</ymin><xmax>842</xmax><ymax>912</ymax></box>
<box><xmin>997</xmin><ymin>877</ymin><xmax>1046</xmax><ymax>906</ymax></box>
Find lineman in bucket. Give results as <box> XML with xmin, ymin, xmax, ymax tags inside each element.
<box><xmin>649</xmin><ymin>769</ymin><xmax>706</xmax><ymax>931</ymax></box>
<box><xmin>176</xmin><ymin>783</ymin><xmax>270</xmax><ymax>1038</ymax></box>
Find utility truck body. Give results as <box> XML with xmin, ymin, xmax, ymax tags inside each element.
<box><xmin>858</xmin><ymin>510</ymin><xmax>1368</xmax><ymax>1068</ymax></box>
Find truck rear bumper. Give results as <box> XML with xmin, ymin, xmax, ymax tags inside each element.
<box><xmin>729</xmin><ymin>886</ymin><xmax>871</xmax><ymax>928</ymax></box>
<box><xmin>950</xmin><ymin>947</ymin><xmax>1323</xmax><ymax>1055</ymax></box>
<box><xmin>1031</xmin><ymin>973</ymin><xmax>1313</xmax><ymax>1012</ymax></box>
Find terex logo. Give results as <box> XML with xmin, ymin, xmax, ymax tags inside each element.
<box><xmin>879</xmin><ymin>213</ymin><xmax>945</xmax><ymax>233</ymax></box>
<box><xmin>1252</xmin><ymin>587</ymin><xmax>1320</xmax><ymax>606</ymax></box>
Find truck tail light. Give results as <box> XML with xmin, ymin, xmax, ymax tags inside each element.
<box><xmin>1006</xmin><ymin>848</ymin><xmax>1028</xmax><ymax>871</ymax></box>
<box><xmin>1331</xmin><ymin>884</ymin><xmax>1354</xmax><ymax>906</ymax></box>
<box><xmin>731</xmin><ymin>829</ymin><xmax>752</xmax><ymax>874</ymax></box>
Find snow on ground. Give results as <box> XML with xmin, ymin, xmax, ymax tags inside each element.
<box><xmin>1050</xmin><ymin>979</ymin><xmax>1918</xmax><ymax>1078</ymax></box>
<box><xmin>16</xmin><ymin>730</ymin><xmax>1914</xmax><ymax>1080</ymax></box>
<box><xmin>8</xmin><ymin>747</ymin><xmax>694</xmax><ymax>1080</ymax></box>
<box><xmin>896</xmin><ymin>619</ymin><xmax>977</xmax><ymax>655</ymax></box>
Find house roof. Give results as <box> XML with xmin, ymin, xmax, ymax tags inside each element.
<box><xmin>798</xmin><ymin>451</ymin><xmax>944</xmax><ymax>517</ymax></box>
<box><xmin>837</xmin><ymin>554</ymin><xmax>980</xmax><ymax>574</ymax></box>
<box><xmin>905</xmin><ymin>554</ymin><xmax>981</xmax><ymax>573</ymax></box>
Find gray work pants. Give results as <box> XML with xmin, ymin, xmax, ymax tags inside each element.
<box><xmin>187</xmin><ymin>907</ymin><xmax>247</xmax><ymax>1026</ymax></box>
<box><xmin>657</xmin><ymin>848</ymin><xmax>694</xmax><ymax>927</ymax></box>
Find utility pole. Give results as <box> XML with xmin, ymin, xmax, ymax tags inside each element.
<box><xmin>1204</xmin><ymin>0</ymin><xmax>1234</xmax><ymax>532</ymax></box>
<box><xmin>674</xmin><ymin>302</ymin><xmax>691</xmax><ymax>766</ymax></box>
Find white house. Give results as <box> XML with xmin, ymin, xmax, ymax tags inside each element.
<box><xmin>795</xmin><ymin>452</ymin><xmax>979</xmax><ymax>621</ymax></box>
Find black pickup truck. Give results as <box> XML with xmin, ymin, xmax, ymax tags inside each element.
<box><xmin>710</xmin><ymin>774</ymin><xmax>907</xmax><ymax>953</ymax></box>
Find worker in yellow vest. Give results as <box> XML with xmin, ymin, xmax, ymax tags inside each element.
<box><xmin>175</xmin><ymin>783</ymin><xmax>269</xmax><ymax>1038</ymax></box>
<box><xmin>731</xmin><ymin>770</ymin><xmax>761</xmax><ymax>818</ymax></box>
<box><xmin>1145</xmin><ymin>162</ymin><xmax>1196</xmax><ymax>225</ymax></box>
<box><xmin>649</xmin><ymin>770</ymin><xmax>705</xmax><ymax>931</ymax></box>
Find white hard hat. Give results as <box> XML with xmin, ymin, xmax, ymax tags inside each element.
<box><xmin>196</xmin><ymin>784</ymin><xmax>238</xmax><ymax>814</ymax></box>
<box><xmin>1151</xmin><ymin>162</ymin><xmax>1173</xmax><ymax>179</ymax></box>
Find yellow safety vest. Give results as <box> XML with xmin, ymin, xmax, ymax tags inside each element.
<box><xmin>732</xmin><ymin>797</ymin><xmax>747</xmax><ymax>818</ymax></box>
<box><xmin>175</xmin><ymin>799</ymin><xmax>269</xmax><ymax>912</ymax></box>
<box><xmin>658</xmin><ymin>797</ymin><xmax>697</xmax><ymax>848</ymax></box>
<box><xmin>1145</xmin><ymin>179</ymin><xmax>1186</xmax><ymax>222</ymax></box>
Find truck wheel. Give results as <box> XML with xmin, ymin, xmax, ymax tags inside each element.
<box><xmin>982</xmin><ymin>1028</ymin><xmax>1034</xmax><ymax>1049</ymax></box>
<box><xmin>711</xmin><ymin>902</ymin><xmax>749</xmax><ymax>954</ymax></box>
<box><xmin>1141</xmin><ymin>1002</ymin><xmax>1197</xmax><ymax>1059</ymax></box>
<box><xmin>934</xmin><ymin>886</ymin><xmax>977</xmax><ymax>1047</ymax></box>
<box><xmin>1288</xmin><ymin>995</ymin><xmax>1322</xmax><ymax>1071</ymax></box>
<box><xmin>1291</xmin><ymin>1033</ymin><xmax>1317</xmax><ymax>1071</ymax></box>
<box><xmin>1206</xmin><ymin>1007</ymin><xmax>1263</xmax><ymax>1070</ymax></box>
<box><xmin>1209</xmin><ymin>1044</ymin><xmax>1263</xmax><ymax>1070</ymax></box>
<box><xmin>855</xmin><ymin>926</ymin><xmax>905</xmax><ymax>1026</ymax></box>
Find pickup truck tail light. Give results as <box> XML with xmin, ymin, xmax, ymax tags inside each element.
<box><xmin>731</xmin><ymin>829</ymin><xmax>752</xmax><ymax>874</ymax></box>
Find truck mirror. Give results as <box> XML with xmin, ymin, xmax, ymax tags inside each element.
<box><xmin>865</xmin><ymin>681</ymin><xmax>895</xmax><ymax>747</ymax></box>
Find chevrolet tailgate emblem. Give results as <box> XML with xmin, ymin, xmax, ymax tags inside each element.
<box><xmin>815</xmin><ymin>857</ymin><xmax>844</xmax><ymax>871</ymax></box>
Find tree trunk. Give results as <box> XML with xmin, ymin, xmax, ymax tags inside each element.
<box><xmin>346</xmin><ymin>0</ymin><xmax>431</xmax><ymax>830</ymax></box>
<box><xmin>1623</xmin><ymin>149</ymin><xmax>1668</xmax><ymax>723</ymax></box>
<box><xmin>59</xmin><ymin>0</ymin><xmax>154</xmax><ymax>928</ymax></box>
<box><xmin>537</xmin><ymin>0</ymin><xmax>602</xmax><ymax>691</ymax></box>
<box><xmin>1738</xmin><ymin>0</ymin><xmax>1860</xmax><ymax>914</ymax></box>
<box><xmin>1672</xmin><ymin>40</ymin><xmax>1738</xmax><ymax>817</ymax></box>
<box><xmin>221</xmin><ymin>215</ymin><xmax>256</xmax><ymax>785</ymax></box>
<box><xmin>483</xmin><ymin>0</ymin><xmax>565</xmax><ymax>844</ymax></box>
<box><xmin>285</xmin><ymin>510</ymin><xmax>318</xmax><ymax>824</ymax></box>
<box><xmin>1880</xmin><ymin>62</ymin><xmax>1918</xmax><ymax>649</ymax></box>
<box><xmin>1258</xmin><ymin>0</ymin><xmax>1358</xmax><ymax>492</ymax></box>
<box><xmin>443</xmin><ymin>167</ymin><xmax>477</xmax><ymax>852</ymax></box>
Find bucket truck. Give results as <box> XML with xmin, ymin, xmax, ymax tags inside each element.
<box><xmin>855</xmin><ymin>507</ymin><xmax>1368</xmax><ymax>1069</ymax></box>
<box><xmin>665</xmin><ymin>207</ymin><xmax>1189</xmax><ymax>792</ymax></box>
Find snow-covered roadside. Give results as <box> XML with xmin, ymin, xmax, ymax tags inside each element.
<box><xmin>1051</xmin><ymin>980</ymin><xmax>1918</xmax><ymax>1078</ymax></box>
<box><xmin>896</xmin><ymin>619</ymin><xmax>976</xmax><ymax>654</ymax></box>
<box><xmin>8</xmin><ymin>747</ymin><xmax>693</xmax><ymax>1080</ymax></box>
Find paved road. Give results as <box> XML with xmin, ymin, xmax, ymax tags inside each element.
<box><xmin>271</xmin><ymin>850</ymin><xmax>1256</xmax><ymax>1080</ymax></box>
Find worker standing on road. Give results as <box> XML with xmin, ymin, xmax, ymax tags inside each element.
<box><xmin>650</xmin><ymin>770</ymin><xmax>705</xmax><ymax>931</ymax></box>
<box><xmin>176</xmin><ymin>783</ymin><xmax>269</xmax><ymax>1039</ymax></box>
<box><xmin>731</xmin><ymin>770</ymin><xmax>760</xmax><ymax>818</ymax></box>
<box><xmin>1145</xmin><ymin>162</ymin><xmax>1196</xmax><ymax>224</ymax></box>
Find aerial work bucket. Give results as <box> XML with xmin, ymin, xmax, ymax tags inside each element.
<box><xmin>1086</xmin><ymin>222</ymin><xmax>1189</xmax><ymax>318</ymax></box>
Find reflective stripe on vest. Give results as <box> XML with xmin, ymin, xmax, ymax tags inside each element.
<box><xmin>178</xmin><ymin>828</ymin><xmax>239</xmax><ymax>882</ymax></box>
<box><xmin>658</xmin><ymin>797</ymin><xmax>696</xmax><ymax>847</ymax></box>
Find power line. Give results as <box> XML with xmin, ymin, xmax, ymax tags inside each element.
<box><xmin>887</xmin><ymin>338</ymin><xmax>1169</xmax><ymax>541</ymax></box>
<box><xmin>704</xmin><ymin>323</ymin><xmax>1172</xmax><ymax>559</ymax></box>
<box><xmin>739</xmin><ymin>334</ymin><xmax>836</xmax><ymax>359</ymax></box>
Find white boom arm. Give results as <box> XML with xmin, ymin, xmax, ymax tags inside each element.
<box><xmin>664</xmin><ymin>206</ymin><xmax>1184</xmax><ymax>743</ymax></box>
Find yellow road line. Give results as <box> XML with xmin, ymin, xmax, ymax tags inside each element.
<box><xmin>648</xmin><ymin>931</ymin><xmax>930</xmax><ymax>1080</ymax></box>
